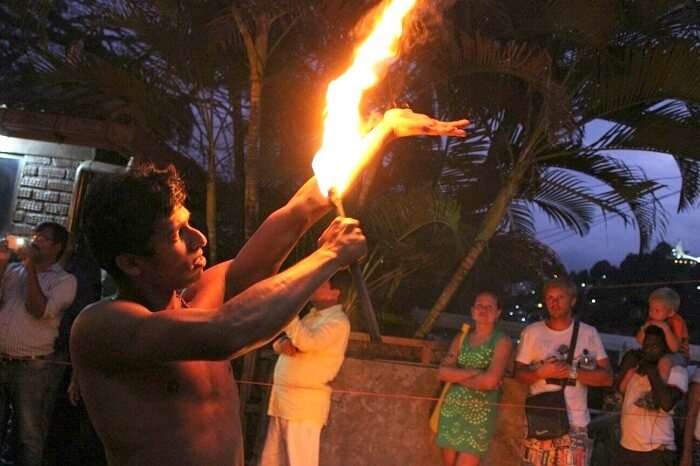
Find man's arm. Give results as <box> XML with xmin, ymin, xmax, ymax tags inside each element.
<box><xmin>514</xmin><ymin>361</ymin><xmax>570</xmax><ymax>385</ymax></box>
<box><xmin>24</xmin><ymin>265</ymin><xmax>77</xmax><ymax>320</ymax></box>
<box><xmin>643</xmin><ymin>356</ymin><xmax>683</xmax><ymax>412</ymax></box>
<box><xmin>577</xmin><ymin>358</ymin><xmax>613</xmax><ymax>387</ymax></box>
<box><xmin>284</xmin><ymin>312</ymin><xmax>349</xmax><ymax>352</ymax></box>
<box><xmin>23</xmin><ymin>260</ymin><xmax>48</xmax><ymax>318</ymax></box>
<box><xmin>651</xmin><ymin>320</ymin><xmax>680</xmax><ymax>353</ymax></box>
<box><xmin>71</xmin><ymin>218</ymin><xmax>365</xmax><ymax>368</ymax></box>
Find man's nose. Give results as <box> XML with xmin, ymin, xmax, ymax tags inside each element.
<box><xmin>185</xmin><ymin>227</ymin><xmax>207</xmax><ymax>250</ymax></box>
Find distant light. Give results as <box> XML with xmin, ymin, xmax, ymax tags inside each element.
<box><xmin>515</xmin><ymin>305</ymin><xmax>520</xmax><ymax>309</ymax></box>
<box><xmin>602</xmin><ymin>274</ymin><xmax>607</xmax><ymax>279</ymax></box>
<box><xmin>696</xmin><ymin>285</ymin><xmax>700</xmax><ymax>290</ymax></box>
<box><xmin>591</xmin><ymin>299</ymin><xmax>596</xmax><ymax>304</ymax></box>
<box><xmin>531</xmin><ymin>290</ymin><xmax>536</xmax><ymax>295</ymax></box>
<box><xmin>581</xmin><ymin>283</ymin><xmax>586</xmax><ymax>287</ymax></box>
<box><xmin>553</xmin><ymin>274</ymin><xmax>559</xmax><ymax>278</ymax></box>
<box><xmin>520</xmin><ymin>317</ymin><xmax>526</xmax><ymax>322</ymax></box>
<box><xmin>537</xmin><ymin>303</ymin><xmax>543</xmax><ymax>308</ymax></box>
<box><xmin>509</xmin><ymin>311</ymin><xmax>514</xmax><ymax>316</ymax></box>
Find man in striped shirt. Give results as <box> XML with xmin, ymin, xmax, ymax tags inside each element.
<box><xmin>0</xmin><ymin>222</ymin><xmax>77</xmax><ymax>466</ymax></box>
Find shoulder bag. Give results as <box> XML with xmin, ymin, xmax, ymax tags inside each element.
<box><xmin>524</xmin><ymin>320</ymin><xmax>580</xmax><ymax>440</ymax></box>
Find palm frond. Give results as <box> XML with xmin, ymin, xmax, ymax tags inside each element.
<box><xmin>580</xmin><ymin>39</ymin><xmax>700</xmax><ymax>123</ymax></box>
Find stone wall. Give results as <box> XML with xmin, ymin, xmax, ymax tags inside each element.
<box><xmin>320</xmin><ymin>357</ymin><xmax>528</xmax><ymax>466</ymax></box>
<box><xmin>1</xmin><ymin>136</ymin><xmax>95</xmax><ymax>235</ymax></box>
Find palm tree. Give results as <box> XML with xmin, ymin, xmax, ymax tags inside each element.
<box><xmin>413</xmin><ymin>0</ymin><xmax>700</xmax><ymax>336</ymax></box>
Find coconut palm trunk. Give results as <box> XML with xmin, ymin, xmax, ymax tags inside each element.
<box><xmin>415</xmin><ymin>161</ymin><xmax>529</xmax><ymax>338</ymax></box>
<box><xmin>233</xmin><ymin>8</ymin><xmax>270</xmax><ymax>240</ymax></box>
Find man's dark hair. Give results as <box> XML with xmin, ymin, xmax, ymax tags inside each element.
<box><xmin>35</xmin><ymin>222</ymin><xmax>69</xmax><ymax>261</ymax></box>
<box><xmin>82</xmin><ymin>163</ymin><xmax>186</xmax><ymax>283</ymax></box>
<box><xmin>644</xmin><ymin>324</ymin><xmax>670</xmax><ymax>354</ymax></box>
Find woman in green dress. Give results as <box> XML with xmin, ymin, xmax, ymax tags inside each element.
<box><xmin>436</xmin><ymin>291</ymin><xmax>513</xmax><ymax>466</ymax></box>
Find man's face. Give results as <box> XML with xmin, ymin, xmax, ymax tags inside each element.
<box><xmin>648</xmin><ymin>298</ymin><xmax>673</xmax><ymax>322</ymax></box>
<box><xmin>138</xmin><ymin>206</ymin><xmax>208</xmax><ymax>290</ymax></box>
<box><xmin>544</xmin><ymin>286</ymin><xmax>576</xmax><ymax>320</ymax></box>
<box><xmin>642</xmin><ymin>332</ymin><xmax>666</xmax><ymax>361</ymax></box>
<box><xmin>30</xmin><ymin>227</ymin><xmax>63</xmax><ymax>263</ymax></box>
<box><xmin>311</xmin><ymin>281</ymin><xmax>341</xmax><ymax>309</ymax></box>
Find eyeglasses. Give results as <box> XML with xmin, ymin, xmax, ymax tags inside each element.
<box><xmin>31</xmin><ymin>232</ymin><xmax>55</xmax><ymax>243</ymax></box>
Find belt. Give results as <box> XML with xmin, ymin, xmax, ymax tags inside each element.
<box><xmin>0</xmin><ymin>353</ymin><xmax>52</xmax><ymax>361</ymax></box>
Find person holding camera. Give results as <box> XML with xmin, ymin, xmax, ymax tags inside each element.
<box><xmin>0</xmin><ymin>222</ymin><xmax>77</xmax><ymax>466</ymax></box>
<box><xmin>515</xmin><ymin>277</ymin><xmax>612</xmax><ymax>466</ymax></box>
<box><xmin>618</xmin><ymin>324</ymin><xmax>687</xmax><ymax>466</ymax></box>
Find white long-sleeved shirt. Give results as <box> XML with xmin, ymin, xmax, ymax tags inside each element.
<box><xmin>267</xmin><ymin>304</ymin><xmax>350</xmax><ymax>426</ymax></box>
<box><xmin>0</xmin><ymin>262</ymin><xmax>77</xmax><ymax>356</ymax></box>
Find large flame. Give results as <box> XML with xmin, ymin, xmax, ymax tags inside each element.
<box><xmin>312</xmin><ymin>0</ymin><xmax>418</xmax><ymax>197</ymax></box>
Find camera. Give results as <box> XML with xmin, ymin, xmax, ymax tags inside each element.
<box><xmin>0</xmin><ymin>235</ymin><xmax>27</xmax><ymax>252</ymax></box>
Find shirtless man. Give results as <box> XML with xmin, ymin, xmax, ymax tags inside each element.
<box><xmin>69</xmin><ymin>109</ymin><xmax>468</xmax><ymax>466</ymax></box>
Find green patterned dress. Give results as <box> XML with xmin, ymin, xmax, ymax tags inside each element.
<box><xmin>436</xmin><ymin>329</ymin><xmax>504</xmax><ymax>456</ymax></box>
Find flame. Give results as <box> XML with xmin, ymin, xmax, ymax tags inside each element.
<box><xmin>312</xmin><ymin>0</ymin><xmax>418</xmax><ymax>197</ymax></box>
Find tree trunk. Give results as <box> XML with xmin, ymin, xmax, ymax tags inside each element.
<box><xmin>414</xmin><ymin>162</ymin><xmax>529</xmax><ymax>338</ymax></box>
<box><xmin>206</xmin><ymin>139</ymin><xmax>218</xmax><ymax>263</ymax></box>
<box><xmin>240</xmin><ymin>16</ymin><xmax>270</xmax><ymax>240</ymax></box>
<box><xmin>231</xmin><ymin>86</ymin><xmax>246</xmax><ymax>249</ymax></box>
<box><xmin>232</xmin><ymin>8</ymin><xmax>271</xmax><ymax>439</ymax></box>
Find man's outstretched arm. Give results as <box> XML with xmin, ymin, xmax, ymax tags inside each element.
<box><xmin>71</xmin><ymin>217</ymin><xmax>366</xmax><ymax>368</ymax></box>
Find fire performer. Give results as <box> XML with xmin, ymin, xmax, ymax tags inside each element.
<box><xmin>70</xmin><ymin>108</ymin><xmax>467</xmax><ymax>466</ymax></box>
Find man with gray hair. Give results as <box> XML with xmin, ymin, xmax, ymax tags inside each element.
<box><xmin>515</xmin><ymin>277</ymin><xmax>612</xmax><ymax>466</ymax></box>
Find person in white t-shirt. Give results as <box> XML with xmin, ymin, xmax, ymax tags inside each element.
<box><xmin>259</xmin><ymin>274</ymin><xmax>351</xmax><ymax>466</ymax></box>
<box><xmin>682</xmin><ymin>366</ymin><xmax>700</xmax><ymax>466</ymax></box>
<box><xmin>618</xmin><ymin>324</ymin><xmax>687</xmax><ymax>466</ymax></box>
<box><xmin>515</xmin><ymin>277</ymin><xmax>613</xmax><ymax>466</ymax></box>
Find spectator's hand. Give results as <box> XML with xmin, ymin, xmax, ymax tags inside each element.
<box><xmin>537</xmin><ymin>361</ymin><xmax>570</xmax><ymax>380</ymax></box>
<box><xmin>279</xmin><ymin>338</ymin><xmax>299</xmax><ymax>357</ymax></box>
<box><xmin>636</xmin><ymin>358</ymin><xmax>658</xmax><ymax>376</ymax></box>
<box><xmin>68</xmin><ymin>377</ymin><xmax>81</xmax><ymax>406</ymax></box>
<box><xmin>317</xmin><ymin>217</ymin><xmax>367</xmax><ymax>268</ymax></box>
<box><xmin>647</xmin><ymin>320</ymin><xmax>669</xmax><ymax>333</ymax></box>
<box><xmin>19</xmin><ymin>243</ymin><xmax>38</xmax><ymax>268</ymax></box>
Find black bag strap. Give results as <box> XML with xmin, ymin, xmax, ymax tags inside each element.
<box><xmin>559</xmin><ymin>320</ymin><xmax>580</xmax><ymax>387</ymax></box>
<box><xmin>566</xmin><ymin>320</ymin><xmax>580</xmax><ymax>365</ymax></box>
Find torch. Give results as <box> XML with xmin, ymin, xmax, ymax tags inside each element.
<box><xmin>312</xmin><ymin>0</ymin><xmax>418</xmax><ymax>343</ymax></box>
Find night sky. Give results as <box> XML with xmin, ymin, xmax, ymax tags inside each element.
<box><xmin>535</xmin><ymin>122</ymin><xmax>700</xmax><ymax>272</ymax></box>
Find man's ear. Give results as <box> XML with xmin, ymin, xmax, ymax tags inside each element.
<box><xmin>115</xmin><ymin>254</ymin><xmax>144</xmax><ymax>278</ymax></box>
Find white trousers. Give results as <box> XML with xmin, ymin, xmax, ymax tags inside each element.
<box><xmin>259</xmin><ymin>417</ymin><xmax>322</xmax><ymax>466</ymax></box>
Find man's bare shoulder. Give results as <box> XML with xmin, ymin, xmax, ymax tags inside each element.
<box><xmin>70</xmin><ymin>298</ymin><xmax>152</xmax><ymax>368</ymax></box>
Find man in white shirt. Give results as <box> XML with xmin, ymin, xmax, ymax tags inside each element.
<box><xmin>259</xmin><ymin>274</ymin><xmax>351</xmax><ymax>466</ymax></box>
<box><xmin>0</xmin><ymin>222</ymin><xmax>77</xmax><ymax>466</ymax></box>
<box><xmin>515</xmin><ymin>277</ymin><xmax>612</xmax><ymax>466</ymax></box>
<box><xmin>618</xmin><ymin>324</ymin><xmax>687</xmax><ymax>466</ymax></box>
